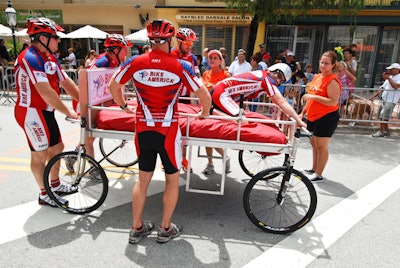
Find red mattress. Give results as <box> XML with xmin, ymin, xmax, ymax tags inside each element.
<box><xmin>95</xmin><ymin>102</ymin><xmax>287</xmax><ymax>146</ymax></box>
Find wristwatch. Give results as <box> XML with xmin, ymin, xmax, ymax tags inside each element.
<box><xmin>120</xmin><ymin>103</ymin><xmax>128</xmax><ymax>110</ymax></box>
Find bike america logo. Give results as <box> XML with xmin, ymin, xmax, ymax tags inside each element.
<box><xmin>134</xmin><ymin>69</ymin><xmax>180</xmax><ymax>87</ymax></box>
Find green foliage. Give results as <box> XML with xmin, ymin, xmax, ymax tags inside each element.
<box><xmin>224</xmin><ymin>0</ymin><xmax>366</xmax><ymax>24</ymax></box>
<box><xmin>6</xmin><ymin>38</ymin><xmax>23</xmax><ymax>59</ymax></box>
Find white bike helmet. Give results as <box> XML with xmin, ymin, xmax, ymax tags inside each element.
<box><xmin>268</xmin><ymin>63</ymin><xmax>292</xmax><ymax>83</ymax></box>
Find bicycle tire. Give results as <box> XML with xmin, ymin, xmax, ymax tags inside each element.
<box><xmin>243</xmin><ymin>166</ymin><xmax>317</xmax><ymax>234</ymax></box>
<box><xmin>238</xmin><ymin>150</ymin><xmax>288</xmax><ymax>177</ymax></box>
<box><xmin>99</xmin><ymin>138</ymin><xmax>138</xmax><ymax>167</ymax></box>
<box><xmin>43</xmin><ymin>151</ymin><xmax>108</xmax><ymax>214</ymax></box>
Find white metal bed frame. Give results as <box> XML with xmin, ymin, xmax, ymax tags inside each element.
<box><xmin>79</xmin><ymin>68</ymin><xmax>298</xmax><ymax>196</ymax></box>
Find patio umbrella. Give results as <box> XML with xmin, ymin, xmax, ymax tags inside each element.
<box><xmin>125</xmin><ymin>29</ymin><xmax>148</xmax><ymax>44</ymax></box>
<box><xmin>0</xmin><ymin>24</ymin><xmax>12</xmax><ymax>37</ymax></box>
<box><xmin>61</xmin><ymin>25</ymin><xmax>108</xmax><ymax>51</ymax></box>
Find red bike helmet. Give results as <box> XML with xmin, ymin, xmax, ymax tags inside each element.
<box><xmin>147</xmin><ymin>20</ymin><xmax>175</xmax><ymax>40</ymax></box>
<box><xmin>27</xmin><ymin>18</ymin><xmax>64</xmax><ymax>36</ymax></box>
<box><xmin>176</xmin><ymin>28</ymin><xmax>198</xmax><ymax>42</ymax></box>
<box><xmin>104</xmin><ymin>34</ymin><xmax>132</xmax><ymax>48</ymax></box>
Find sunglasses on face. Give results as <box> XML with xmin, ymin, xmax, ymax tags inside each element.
<box><xmin>149</xmin><ymin>39</ymin><xmax>168</xmax><ymax>44</ymax></box>
<box><xmin>182</xmin><ymin>41</ymin><xmax>193</xmax><ymax>47</ymax></box>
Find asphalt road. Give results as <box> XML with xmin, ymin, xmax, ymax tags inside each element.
<box><xmin>1</xmin><ymin>100</ymin><xmax>400</xmax><ymax>267</ymax></box>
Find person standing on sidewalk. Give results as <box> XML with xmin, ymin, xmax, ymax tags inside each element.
<box><xmin>369</xmin><ymin>63</ymin><xmax>400</xmax><ymax>137</ymax></box>
<box><xmin>108</xmin><ymin>20</ymin><xmax>211</xmax><ymax>244</ymax></box>
<box><xmin>14</xmin><ymin>18</ymin><xmax>79</xmax><ymax>207</ymax></box>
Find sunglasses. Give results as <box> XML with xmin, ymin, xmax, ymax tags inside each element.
<box><xmin>149</xmin><ymin>39</ymin><xmax>168</xmax><ymax>44</ymax></box>
<box><xmin>50</xmin><ymin>35</ymin><xmax>60</xmax><ymax>40</ymax></box>
<box><xmin>182</xmin><ymin>41</ymin><xmax>193</xmax><ymax>47</ymax></box>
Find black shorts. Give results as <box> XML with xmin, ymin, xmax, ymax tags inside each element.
<box><xmin>306</xmin><ymin>110</ymin><xmax>339</xmax><ymax>137</ymax></box>
<box><xmin>137</xmin><ymin>131</ymin><xmax>179</xmax><ymax>174</ymax></box>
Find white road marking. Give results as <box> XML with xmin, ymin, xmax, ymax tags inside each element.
<box><xmin>244</xmin><ymin>165</ymin><xmax>400</xmax><ymax>268</ymax></box>
<box><xmin>0</xmin><ymin>170</ymin><xmax>184</xmax><ymax>244</ymax></box>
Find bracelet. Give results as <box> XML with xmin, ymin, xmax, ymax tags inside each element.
<box><xmin>120</xmin><ymin>103</ymin><xmax>128</xmax><ymax>110</ymax></box>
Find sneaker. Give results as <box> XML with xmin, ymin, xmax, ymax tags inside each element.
<box><xmin>38</xmin><ymin>193</ymin><xmax>68</xmax><ymax>207</ymax></box>
<box><xmin>348</xmin><ymin>122</ymin><xmax>355</xmax><ymax>127</ymax></box>
<box><xmin>372</xmin><ymin>130</ymin><xmax>390</xmax><ymax>137</ymax></box>
<box><xmin>309</xmin><ymin>173</ymin><xmax>324</xmax><ymax>183</ymax></box>
<box><xmin>156</xmin><ymin>223</ymin><xmax>182</xmax><ymax>243</ymax></box>
<box><xmin>65</xmin><ymin>155</ymin><xmax>77</xmax><ymax>173</ymax></box>
<box><xmin>182</xmin><ymin>158</ymin><xmax>193</xmax><ymax>173</ymax></box>
<box><xmin>88</xmin><ymin>169</ymin><xmax>102</xmax><ymax>181</ymax></box>
<box><xmin>52</xmin><ymin>183</ymin><xmax>78</xmax><ymax>195</ymax></box>
<box><xmin>202</xmin><ymin>163</ymin><xmax>215</xmax><ymax>175</ymax></box>
<box><xmin>302</xmin><ymin>169</ymin><xmax>315</xmax><ymax>175</ymax></box>
<box><xmin>225</xmin><ymin>155</ymin><xmax>231</xmax><ymax>173</ymax></box>
<box><xmin>128</xmin><ymin>221</ymin><xmax>155</xmax><ymax>244</ymax></box>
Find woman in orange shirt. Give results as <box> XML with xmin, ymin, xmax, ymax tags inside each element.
<box><xmin>201</xmin><ymin>49</ymin><xmax>230</xmax><ymax>175</ymax></box>
<box><xmin>300</xmin><ymin>51</ymin><xmax>341</xmax><ymax>182</ymax></box>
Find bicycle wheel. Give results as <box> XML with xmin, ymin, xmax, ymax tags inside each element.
<box><xmin>243</xmin><ymin>166</ymin><xmax>317</xmax><ymax>234</ymax></box>
<box><xmin>99</xmin><ymin>138</ymin><xmax>138</xmax><ymax>167</ymax></box>
<box><xmin>43</xmin><ymin>151</ymin><xmax>108</xmax><ymax>214</ymax></box>
<box><xmin>238</xmin><ymin>150</ymin><xmax>288</xmax><ymax>177</ymax></box>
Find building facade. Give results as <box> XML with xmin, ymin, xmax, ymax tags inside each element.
<box><xmin>2</xmin><ymin>0</ymin><xmax>399</xmax><ymax>87</ymax></box>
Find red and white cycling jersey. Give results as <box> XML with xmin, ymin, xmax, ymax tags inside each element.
<box><xmin>14</xmin><ymin>46</ymin><xmax>68</xmax><ymax>111</ymax></box>
<box><xmin>113</xmin><ymin>49</ymin><xmax>203</xmax><ymax>135</ymax></box>
<box><xmin>211</xmin><ymin>70</ymin><xmax>280</xmax><ymax>116</ymax></box>
<box><xmin>88</xmin><ymin>52</ymin><xmax>120</xmax><ymax>69</ymax></box>
<box><xmin>170</xmin><ymin>48</ymin><xmax>200</xmax><ymax>97</ymax></box>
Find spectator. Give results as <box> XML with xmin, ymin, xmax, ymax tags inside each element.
<box><xmin>202</xmin><ymin>47</ymin><xmax>210</xmax><ymax>71</ymax></box>
<box><xmin>369</xmin><ymin>63</ymin><xmax>400</xmax><ymax>137</ymax></box>
<box><xmin>201</xmin><ymin>49</ymin><xmax>230</xmax><ymax>175</ymax></box>
<box><xmin>259</xmin><ymin>53</ymin><xmax>271</xmax><ymax>70</ymax></box>
<box><xmin>334</xmin><ymin>61</ymin><xmax>356</xmax><ymax>117</ymax></box>
<box><xmin>14</xmin><ymin>18</ymin><xmax>79</xmax><ymax>207</ymax></box>
<box><xmin>219</xmin><ymin>47</ymin><xmax>228</xmax><ymax>68</ymax></box>
<box><xmin>228</xmin><ymin>48</ymin><xmax>251</xmax><ymax>76</ymax></box>
<box><xmin>108</xmin><ymin>19</ymin><xmax>211</xmax><ymax>244</ymax></box>
<box><xmin>142</xmin><ymin>44</ymin><xmax>151</xmax><ymax>54</ymax></box>
<box><xmin>300</xmin><ymin>50</ymin><xmax>341</xmax><ymax>183</ymax></box>
<box><xmin>64</xmin><ymin>47</ymin><xmax>77</xmax><ymax>69</ymax></box>
<box><xmin>344</xmin><ymin>47</ymin><xmax>357</xmax><ymax>76</ymax></box>
<box><xmin>250</xmin><ymin>54</ymin><xmax>263</xmax><ymax>71</ymax></box>
<box><xmin>0</xmin><ymin>38</ymin><xmax>11</xmax><ymax>64</ymax></box>
<box><xmin>304</xmin><ymin>63</ymin><xmax>314</xmax><ymax>83</ymax></box>
<box><xmin>254</xmin><ymin>43</ymin><xmax>267</xmax><ymax>62</ymax></box>
<box><xmin>84</xmin><ymin>49</ymin><xmax>97</xmax><ymax>67</ymax></box>
<box><xmin>19</xmin><ymin>40</ymin><xmax>31</xmax><ymax>55</ymax></box>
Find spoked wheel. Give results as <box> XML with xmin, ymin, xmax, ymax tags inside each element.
<box><xmin>99</xmin><ymin>138</ymin><xmax>138</xmax><ymax>167</ymax></box>
<box><xmin>243</xmin><ymin>167</ymin><xmax>317</xmax><ymax>234</ymax></box>
<box><xmin>238</xmin><ymin>150</ymin><xmax>288</xmax><ymax>177</ymax></box>
<box><xmin>43</xmin><ymin>151</ymin><xmax>108</xmax><ymax>214</ymax></box>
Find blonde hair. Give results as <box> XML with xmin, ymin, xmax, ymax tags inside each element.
<box><xmin>322</xmin><ymin>50</ymin><xmax>338</xmax><ymax>71</ymax></box>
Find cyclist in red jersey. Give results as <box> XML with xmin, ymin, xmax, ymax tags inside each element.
<box><xmin>14</xmin><ymin>18</ymin><xmax>80</xmax><ymax>207</ymax></box>
<box><xmin>108</xmin><ymin>20</ymin><xmax>211</xmax><ymax>244</ymax></box>
<box><xmin>67</xmin><ymin>34</ymin><xmax>132</xmax><ymax>176</ymax></box>
<box><xmin>170</xmin><ymin>27</ymin><xmax>200</xmax><ymax>171</ymax></box>
<box><xmin>211</xmin><ymin>63</ymin><xmax>306</xmax><ymax>128</ymax></box>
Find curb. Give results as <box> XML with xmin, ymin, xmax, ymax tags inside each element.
<box><xmin>336</xmin><ymin>124</ymin><xmax>400</xmax><ymax>136</ymax></box>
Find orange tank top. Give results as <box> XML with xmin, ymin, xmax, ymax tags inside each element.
<box><xmin>304</xmin><ymin>73</ymin><xmax>341</xmax><ymax>122</ymax></box>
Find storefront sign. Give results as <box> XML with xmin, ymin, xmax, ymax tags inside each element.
<box><xmin>176</xmin><ymin>14</ymin><xmax>252</xmax><ymax>25</ymax></box>
<box><xmin>0</xmin><ymin>9</ymin><xmax>63</xmax><ymax>25</ymax></box>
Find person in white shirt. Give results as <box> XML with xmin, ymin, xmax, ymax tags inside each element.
<box><xmin>65</xmin><ymin>47</ymin><xmax>77</xmax><ymax>69</ymax></box>
<box><xmin>369</xmin><ymin>63</ymin><xmax>400</xmax><ymax>137</ymax></box>
<box><xmin>228</xmin><ymin>48</ymin><xmax>251</xmax><ymax>76</ymax></box>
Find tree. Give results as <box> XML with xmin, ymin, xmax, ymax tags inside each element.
<box><xmin>224</xmin><ymin>0</ymin><xmax>366</xmax><ymax>59</ymax></box>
